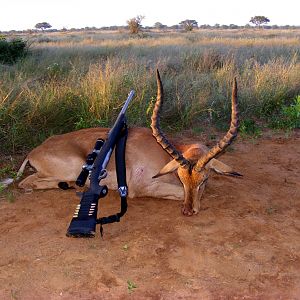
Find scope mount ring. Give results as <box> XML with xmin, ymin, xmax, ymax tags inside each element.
<box><xmin>98</xmin><ymin>169</ymin><xmax>108</xmax><ymax>180</ymax></box>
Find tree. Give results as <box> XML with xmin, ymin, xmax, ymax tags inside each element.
<box><xmin>179</xmin><ymin>19</ymin><xmax>198</xmax><ymax>31</ymax></box>
<box><xmin>170</xmin><ymin>25</ymin><xmax>180</xmax><ymax>30</ymax></box>
<box><xmin>229</xmin><ymin>24</ymin><xmax>238</xmax><ymax>29</ymax></box>
<box><xmin>199</xmin><ymin>24</ymin><xmax>211</xmax><ymax>29</ymax></box>
<box><xmin>154</xmin><ymin>22</ymin><xmax>167</xmax><ymax>30</ymax></box>
<box><xmin>249</xmin><ymin>16</ymin><xmax>270</xmax><ymax>27</ymax></box>
<box><xmin>126</xmin><ymin>15</ymin><xmax>145</xmax><ymax>34</ymax></box>
<box><xmin>35</xmin><ymin>22</ymin><xmax>52</xmax><ymax>31</ymax></box>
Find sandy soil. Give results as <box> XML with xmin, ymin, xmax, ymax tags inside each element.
<box><xmin>0</xmin><ymin>132</ymin><xmax>300</xmax><ymax>299</ymax></box>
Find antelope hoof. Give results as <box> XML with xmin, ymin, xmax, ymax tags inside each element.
<box><xmin>181</xmin><ymin>204</ymin><xmax>193</xmax><ymax>216</ymax></box>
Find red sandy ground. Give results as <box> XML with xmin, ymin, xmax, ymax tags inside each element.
<box><xmin>0</xmin><ymin>132</ymin><xmax>299</xmax><ymax>299</ymax></box>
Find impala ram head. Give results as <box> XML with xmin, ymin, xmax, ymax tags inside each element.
<box><xmin>151</xmin><ymin>70</ymin><xmax>240</xmax><ymax>216</ymax></box>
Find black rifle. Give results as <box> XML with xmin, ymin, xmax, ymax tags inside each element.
<box><xmin>66</xmin><ymin>90</ymin><xmax>135</xmax><ymax>238</ymax></box>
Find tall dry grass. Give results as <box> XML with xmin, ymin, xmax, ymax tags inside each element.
<box><xmin>1</xmin><ymin>29</ymin><xmax>300</xmax><ymax>154</ymax></box>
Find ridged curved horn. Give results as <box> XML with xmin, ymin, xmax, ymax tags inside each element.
<box><xmin>151</xmin><ymin>69</ymin><xmax>190</xmax><ymax>168</ymax></box>
<box><xmin>194</xmin><ymin>78</ymin><xmax>239</xmax><ymax>172</ymax></box>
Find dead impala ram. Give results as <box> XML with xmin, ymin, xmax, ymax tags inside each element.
<box><xmin>17</xmin><ymin>70</ymin><xmax>241</xmax><ymax>216</ymax></box>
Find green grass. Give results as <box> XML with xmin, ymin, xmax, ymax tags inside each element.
<box><xmin>0</xmin><ymin>185</ymin><xmax>16</xmax><ymax>203</ymax></box>
<box><xmin>127</xmin><ymin>280</ymin><xmax>137</xmax><ymax>292</ymax></box>
<box><xmin>269</xmin><ymin>96</ymin><xmax>300</xmax><ymax>130</ymax></box>
<box><xmin>0</xmin><ymin>29</ymin><xmax>300</xmax><ymax>155</ymax></box>
<box><xmin>0</xmin><ymin>183</ymin><xmax>5</xmax><ymax>193</ymax></box>
<box><xmin>0</xmin><ymin>156</ymin><xmax>19</xmax><ymax>180</ymax></box>
<box><xmin>0</xmin><ymin>166</ymin><xmax>17</xmax><ymax>179</ymax></box>
<box><xmin>239</xmin><ymin>119</ymin><xmax>262</xmax><ymax>138</ymax></box>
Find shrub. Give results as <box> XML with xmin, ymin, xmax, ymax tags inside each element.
<box><xmin>0</xmin><ymin>38</ymin><xmax>28</xmax><ymax>64</ymax></box>
<box><xmin>127</xmin><ymin>15</ymin><xmax>144</xmax><ymax>34</ymax></box>
<box><xmin>270</xmin><ymin>96</ymin><xmax>300</xmax><ymax>130</ymax></box>
<box><xmin>239</xmin><ymin>119</ymin><xmax>262</xmax><ymax>138</ymax></box>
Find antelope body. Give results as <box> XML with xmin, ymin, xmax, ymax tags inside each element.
<box><xmin>17</xmin><ymin>70</ymin><xmax>241</xmax><ymax>215</ymax></box>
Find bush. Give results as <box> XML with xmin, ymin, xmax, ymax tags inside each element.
<box><xmin>239</xmin><ymin>119</ymin><xmax>262</xmax><ymax>138</ymax></box>
<box><xmin>0</xmin><ymin>37</ymin><xmax>28</xmax><ymax>64</ymax></box>
<box><xmin>270</xmin><ymin>96</ymin><xmax>300</xmax><ymax>130</ymax></box>
<box><xmin>127</xmin><ymin>15</ymin><xmax>144</xmax><ymax>34</ymax></box>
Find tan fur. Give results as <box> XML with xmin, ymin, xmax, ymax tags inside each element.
<box><xmin>18</xmin><ymin>128</ymin><xmax>182</xmax><ymax>200</ymax></box>
<box><xmin>17</xmin><ymin>127</ymin><xmax>240</xmax><ymax>215</ymax></box>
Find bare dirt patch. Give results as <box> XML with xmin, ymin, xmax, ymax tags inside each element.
<box><xmin>1</xmin><ymin>133</ymin><xmax>300</xmax><ymax>299</ymax></box>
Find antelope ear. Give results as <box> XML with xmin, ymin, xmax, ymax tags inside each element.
<box><xmin>206</xmin><ymin>159</ymin><xmax>243</xmax><ymax>177</ymax></box>
<box><xmin>152</xmin><ymin>159</ymin><xmax>180</xmax><ymax>178</ymax></box>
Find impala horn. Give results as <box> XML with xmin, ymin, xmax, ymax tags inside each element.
<box><xmin>194</xmin><ymin>77</ymin><xmax>239</xmax><ymax>172</ymax></box>
<box><xmin>151</xmin><ymin>69</ymin><xmax>190</xmax><ymax>169</ymax></box>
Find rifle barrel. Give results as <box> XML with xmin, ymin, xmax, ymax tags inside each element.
<box><xmin>120</xmin><ymin>90</ymin><xmax>135</xmax><ymax>115</ymax></box>
<box><xmin>89</xmin><ymin>90</ymin><xmax>135</xmax><ymax>194</ymax></box>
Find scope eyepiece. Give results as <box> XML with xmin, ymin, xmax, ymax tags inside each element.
<box><xmin>75</xmin><ymin>138</ymin><xmax>105</xmax><ymax>187</ymax></box>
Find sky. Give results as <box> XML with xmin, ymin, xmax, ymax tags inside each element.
<box><xmin>1</xmin><ymin>0</ymin><xmax>299</xmax><ymax>31</ymax></box>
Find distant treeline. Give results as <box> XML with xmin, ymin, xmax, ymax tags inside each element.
<box><xmin>1</xmin><ymin>24</ymin><xmax>300</xmax><ymax>34</ymax></box>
